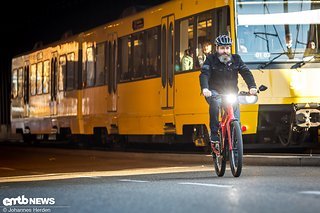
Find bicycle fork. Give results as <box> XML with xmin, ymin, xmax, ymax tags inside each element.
<box><xmin>226</xmin><ymin>105</ymin><xmax>236</xmax><ymax>152</ymax></box>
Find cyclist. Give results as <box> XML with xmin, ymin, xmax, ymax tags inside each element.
<box><xmin>199</xmin><ymin>35</ymin><xmax>257</xmax><ymax>145</ymax></box>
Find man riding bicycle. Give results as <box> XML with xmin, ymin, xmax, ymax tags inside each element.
<box><xmin>199</xmin><ymin>35</ymin><xmax>257</xmax><ymax>145</ymax></box>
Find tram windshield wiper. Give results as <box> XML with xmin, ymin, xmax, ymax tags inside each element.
<box><xmin>290</xmin><ymin>55</ymin><xmax>315</xmax><ymax>69</ymax></box>
<box><xmin>258</xmin><ymin>52</ymin><xmax>287</xmax><ymax>69</ymax></box>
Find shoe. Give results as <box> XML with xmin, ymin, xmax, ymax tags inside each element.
<box><xmin>210</xmin><ymin>140</ymin><xmax>220</xmax><ymax>155</ymax></box>
<box><xmin>210</xmin><ymin>134</ymin><xmax>219</xmax><ymax>142</ymax></box>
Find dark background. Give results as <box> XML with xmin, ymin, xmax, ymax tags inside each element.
<box><xmin>1</xmin><ymin>0</ymin><xmax>168</xmax><ymax>72</ymax></box>
<box><xmin>0</xmin><ymin>0</ymin><xmax>168</xmax><ymax>125</ymax></box>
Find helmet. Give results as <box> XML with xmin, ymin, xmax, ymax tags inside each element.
<box><xmin>215</xmin><ymin>35</ymin><xmax>232</xmax><ymax>46</ymax></box>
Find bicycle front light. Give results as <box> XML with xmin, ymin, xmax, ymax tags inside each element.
<box><xmin>226</xmin><ymin>94</ymin><xmax>237</xmax><ymax>104</ymax></box>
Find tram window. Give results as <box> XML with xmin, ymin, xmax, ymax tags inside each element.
<box><xmin>36</xmin><ymin>62</ymin><xmax>43</xmax><ymax>95</ymax></box>
<box><xmin>58</xmin><ymin>56</ymin><xmax>66</xmax><ymax>91</ymax></box>
<box><xmin>119</xmin><ymin>36</ymin><xmax>130</xmax><ymax>81</ymax></box>
<box><xmin>67</xmin><ymin>53</ymin><xmax>75</xmax><ymax>90</ymax></box>
<box><xmin>43</xmin><ymin>60</ymin><xmax>50</xmax><ymax>94</ymax></box>
<box><xmin>12</xmin><ymin>69</ymin><xmax>18</xmax><ymax>98</ymax></box>
<box><xmin>132</xmin><ymin>32</ymin><xmax>145</xmax><ymax>79</ymax></box>
<box><xmin>178</xmin><ymin>17</ymin><xmax>195</xmax><ymax>72</ymax></box>
<box><xmin>196</xmin><ymin>12</ymin><xmax>213</xmax><ymax>69</ymax></box>
<box><xmin>197</xmin><ymin>13</ymin><xmax>213</xmax><ymax>45</ymax></box>
<box><xmin>96</xmin><ymin>42</ymin><xmax>106</xmax><ymax>86</ymax></box>
<box><xmin>145</xmin><ymin>27</ymin><xmax>160</xmax><ymax>77</ymax></box>
<box><xmin>18</xmin><ymin>67</ymin><xmax>24</xmax><ymax>97</ymax></box>
<box><xmin>86</xmin><ymin>47</ymin><xmax>95</xmax><ymax>87</ymax></box>
<box><xmin>30</xmin><ymin>64</ymin><xmax>37</xmax><ymax>96</ymax></box>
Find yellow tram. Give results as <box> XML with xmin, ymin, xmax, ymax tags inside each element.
<box><xmin>11</xmin><ymin>0</ymin><xmax>320</xmax><ymax>148</ymax></box>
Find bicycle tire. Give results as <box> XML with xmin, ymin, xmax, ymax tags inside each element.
<box><xmin>213</xmin><ymin>127</ymin><xmax>226</xmax><ymax>177</ymax></box>
<box><xmin>229</xmin><ymin>121</ymin><xmax>243</xmax><ymax>177</ymax></box>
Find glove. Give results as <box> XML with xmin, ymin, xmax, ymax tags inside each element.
<box><xmin>202</xmin><ymin>88</ymin><xmax>212</xmax><ymax>97</ymax></box>
<box><xmin>249</xmin><ymin>87</ymin><xmax>258</xmax><ymax>95</ymax></box>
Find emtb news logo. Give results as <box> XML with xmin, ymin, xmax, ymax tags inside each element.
<box><xmin>2</xmin><ymin>195</ymin><xmax>55</xmax><ymax>206</ymax></box>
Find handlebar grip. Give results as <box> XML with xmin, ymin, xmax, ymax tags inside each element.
<box><xmin>239</xmin><ymin>91</ymin><xmax>249</xmax><ymax>95</ymax></box>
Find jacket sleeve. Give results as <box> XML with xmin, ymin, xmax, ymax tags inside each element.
<box><xmin>199</xmin><ymin>58</ymin><xmax>211</xmax><ymax>90</ymax></box>
<box><xmin>237</xmin><ymin>54</ymin><xmax>257</xmax><ymax>89</ymax></box>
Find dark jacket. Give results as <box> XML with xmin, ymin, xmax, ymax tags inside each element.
<box><xmin>199</xmin><ymin>53</ymin><xmax>256</xmax><ymax>94</ymax></box>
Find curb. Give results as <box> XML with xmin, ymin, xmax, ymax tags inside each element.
<box><xmin>1</xmin><ymin>143</ymin><xmax>319</xmax><ymax>167</ymax></box>
<box><xmin>120</xmin><ymin>152</ymin><xmax>320</xmax><ymax>167</ymax></box>
<box><xmin>243</xmin><ymin>154</ymin><xmax>320</xmax><ymax>166</ymax></box>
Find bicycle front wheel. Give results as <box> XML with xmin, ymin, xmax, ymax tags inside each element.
<box><xmin>213</xmin><ymin>128</ymin><xmax>226</xmax><ymax>177</ymax></box>
<box><xmin>229</xmin><ymin>121</ymin><xmax>243</xmax><ymax>177</ymax></box>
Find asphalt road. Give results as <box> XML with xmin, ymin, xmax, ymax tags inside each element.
<box><xmin>0</xmin><ymin>145</ymin><xmax>320</xmax><ymax>213</ymax></box>
<box><xmin>1</xmin><ymin>167</ymin><xmax>320</xmax><ymax>213</ymax></box>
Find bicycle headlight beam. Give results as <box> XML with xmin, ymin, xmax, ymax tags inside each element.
<box><xmin>226</xmin><ymin>94</ymin><xmax>237</xmax><ymax>104</ymax></box>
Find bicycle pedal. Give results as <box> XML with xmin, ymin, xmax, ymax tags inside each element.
<box><xmin>211</xmin><ymin>145</ymin><xmax>220</xmax><ymax>156</ymax></box>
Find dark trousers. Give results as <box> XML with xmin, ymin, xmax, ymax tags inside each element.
<box><xmin>205</xmin><ymin>94</ymin><xmax>240</xmax><ymax>141</ymax></box>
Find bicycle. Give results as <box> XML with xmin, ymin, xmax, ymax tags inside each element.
<box><xmin>211</xmin><ymin>85</ymin><xmax>268</xmax><ymax>177</ymax></box>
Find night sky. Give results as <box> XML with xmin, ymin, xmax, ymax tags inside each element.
<box><xmin>0</xmin><ymin>0</ymin><xmax>168</xmax><ymax>74</ymax></box>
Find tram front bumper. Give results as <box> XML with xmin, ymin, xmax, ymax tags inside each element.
<box><xmin>295</xmin><ymin>103</ymin><xmax>320</xmax><ymax>128</ymax></box>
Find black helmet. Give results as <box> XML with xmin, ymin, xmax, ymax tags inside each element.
<box><xmin>215</xmin><ymin>35</ymin><xmax>232</xmax><ymax>46</ymax></box>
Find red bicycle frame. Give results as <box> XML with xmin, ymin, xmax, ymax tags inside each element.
<box><xmin>219</xmin><ymin>103</ymin><xmax>237</xmax><ymax>153</ymax></box>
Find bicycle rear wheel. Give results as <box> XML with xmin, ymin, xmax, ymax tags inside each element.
<box><xmin>213</xmin><ymin>128</ymin><xmax>226</xmax><ymax>177</ymax></box>
<box><xmin>229</xmin><ymin>121</ymin><xmax>243</xmax><ymax>177</ymax></box>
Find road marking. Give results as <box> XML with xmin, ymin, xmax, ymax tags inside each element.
<box><xmin>118</xmin><ymin>179</ymin><xmax>150</xmax><ymax>183</ymax></box>
<box><xmin>0</xmin><ymin>166</ymin><xmax>212</xmax><ymax>183</ymax></box>
<box><xmin>0</xmin><ymin>167</ymin><xmax>15</xmax><ymax>171</ymax></box>
<box><xmin>299</xmin><ymin>191</ymin><xmax>320</xmax><ymax>195</ymax></box>
<box><xmin>178</xmin><ymin>182</ymin><xmax>233</xmax><ymax>188</ymax></box>
<box><xmin>77</xmin><ymin>175</ymin><xmax>101</xmax><ymax>179</ymax></box>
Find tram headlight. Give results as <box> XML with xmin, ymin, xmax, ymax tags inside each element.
<box><xmin>238</xmin><ymin>95</ymin><xmax>258</xmax><ymax>104</ymax></box>
<box><xmin>245</xmin><ymin>95</ymin><xmax>258</xmax><ymax>104</ymax></box>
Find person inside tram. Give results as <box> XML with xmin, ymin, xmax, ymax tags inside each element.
<box><xmin>285</xmin><ymin>33</ymin><xmax>294</xmax><ymax>59</ymax></box>
<box><xmin>197</xmin><ymin>41</ymin><xmax>213</xmax><ymax>68</ymax></box>
<box><xmin>199</xmin><ymin>35</ymin><xmax>257</xmax><ymax>145</ymax></box>
<box><xmin>236</xmin><ymin>26</ymin><xmax>251</xmax><ymax>54</ymax></box>
<box><xmin>146</xmin><ymin>55</ymin><xmax>154</xmax><ymax>75</ymax></box>
<box><xmin>181</xmin><ymin>48</ymin><xmax>194</xmax><ymax>71</ymax></box>
<box><xmin>304</xmin><ymin>41</ymin><xmax>316</xmax><ymax>57</ymax></box>
<box><xmin>238</xmin><ymin>38</ymin><xmax>248</xmax><ymax>53</ymax></box>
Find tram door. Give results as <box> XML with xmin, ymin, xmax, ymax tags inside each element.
<box><xmin>160</xmin><ymin>15</ymin><xmax>175</xmax><ymax>109</ymax></box>
<box><xmin>50</xmin><ymin>53</ymin><xmax>58</xmax><ymax>116</ymax></box>
<box><xmin>107</xmin><ymin>33</ymin><xmax>118</xmax><ymax>112</ymax></box>
<box><xmin>23</xmin><ymin>62</ymin><xmax>30</xmax><ymax>118</ymax></box>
